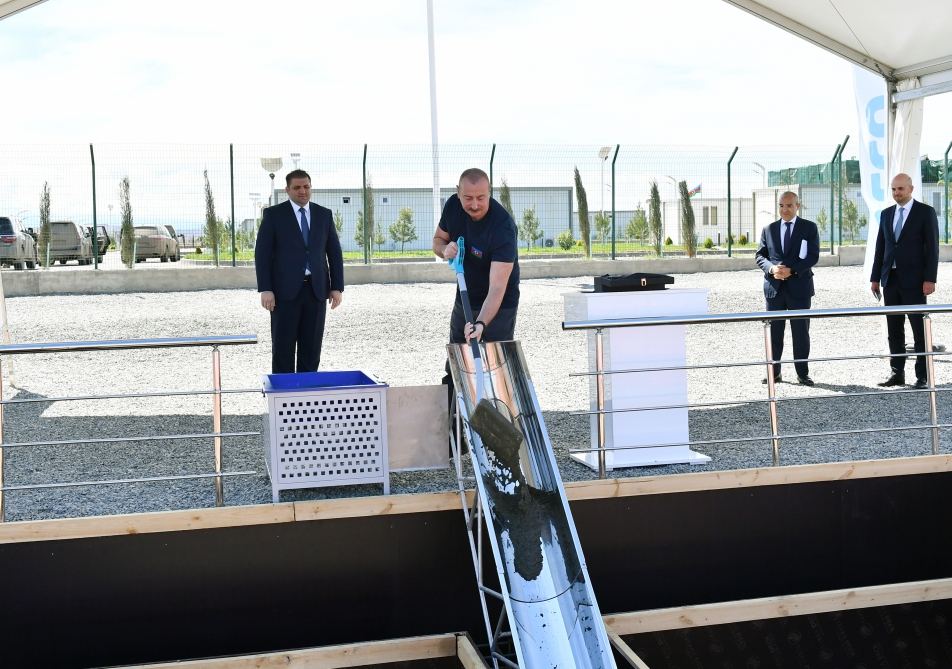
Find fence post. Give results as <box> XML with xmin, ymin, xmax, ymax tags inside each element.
<box><xmin>229</xmin><ymin>144</ymin><xmax>236</xmax><ymax>267</ymax></box>
<box><xmin>944</xmin><ymin>140</ymin><xmax>951</xmax><ymax>244</ymax></box>
<box><xmin>829</xmin><ymin>143</ymin><xmax>840</xmax><ymax>254</ymax></box>
<box><xmin>489</xmin><ymin>143</ymin><xmax>496</xmax><ymax>195</ymax></box>
<box><xmin>726</xmin><ymin>146</ymin><xmax>738</xmax><ymax>258</ymax></box>
<box><xmin>611</xmin><ymin>144</ymin><xmax>619</xmax><ymax>260</ymax></box>
<box><xmin>90</xmin><ymin>144</ymin><xmax>98</xmax><ymax>270</ymax></box>
<box><xmin>362</xmin><ymin>143</ymin><xmax>370</xmax><ymax>265</ymax></box>
<box><xmin>837</xmin><ymin>135</ymin><xmax>849</xmax><ymax>246</ymax></box>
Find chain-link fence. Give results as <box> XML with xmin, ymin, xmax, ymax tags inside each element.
<box><xmin>2</xmin><ymin>142</ymin><xmax>949</xmax><ymax>271</ymax></box>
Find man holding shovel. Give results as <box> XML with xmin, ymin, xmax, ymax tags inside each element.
<box><xmin>433</xmin><ymin>168</ymin><xmax>520</xmax><ymax>453</ymax></box>
<box><xmin>433</xmin><ymin>168</ymin><xmax>520</xmax><ymax>344</ymax></box>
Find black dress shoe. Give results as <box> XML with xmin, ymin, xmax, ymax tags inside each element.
<box><xmin>762</xmin><ymin>374</ymin><xmax>782</xmax><ymax>384</ymax></box>
<box><xmin>797</xmin><ymin>375</ymin><xmax>815</xmax><ymax>386</ymax></box>
<box><xmin>877</xmin><ymin>372</ymin><xmax>906</xmax><ymax>387</ymax></box>
<box><xmin>914</xmin><ymin>378</ymin><xmax>929</xmax><ymax>389</ymax></box>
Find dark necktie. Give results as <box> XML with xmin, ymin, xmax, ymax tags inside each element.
<box><xmin>299</xmin><ymin>207</ymin><xmax>310</xmax><ymax>274</ymax></box>
<box><xmin>783</xmin><ymin>221</ymin><xmax>792</xmax><ymax>253</ymax></box>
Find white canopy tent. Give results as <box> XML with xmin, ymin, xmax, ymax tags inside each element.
<box><xmin>0</xmin><ymin>0</ymin><xmax>44</xmax><ymax>21</ymax></box>
<box><xmin>724</xmin><ymin>0</ymin><xmax>949</xmax><ymax>173</ymax></box>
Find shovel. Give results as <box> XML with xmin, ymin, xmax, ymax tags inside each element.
<box><xmin>447</xmin><ymin>236</ymin><xmax>524</xmax><ymax>450</ymax></box>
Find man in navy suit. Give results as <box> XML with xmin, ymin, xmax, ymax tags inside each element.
<box><xmin>870</xmin><ymin>173</ymin><xmax>939</xmax><ymax>389</ymax></box>
<box><xmin>755</xmin><ymin>191</ymin><xmax>820</xmax><ymax>385</ymax></box>
<box><xmin>255</xmin><ymin>169</ymin><xmax>344</xmax><ymax>373</ymax></box>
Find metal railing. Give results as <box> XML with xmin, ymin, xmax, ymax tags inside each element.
<box><xmin>563</xmin><ymin>304</ymin><xmax>952</xmax><ymax>478</ymax></box>
<box><xmin>0</xmin><ymin>335</ymin><xmax>258</xmax><ymax>521</ymax></box>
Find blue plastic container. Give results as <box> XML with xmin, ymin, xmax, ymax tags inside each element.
<box><xmin>262</xmin><ymin>370</ymin><xmax>385</xmax><ymax>393</ymax></box>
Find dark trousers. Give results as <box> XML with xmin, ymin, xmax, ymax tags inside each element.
<box><xmin>270</xmin><ymin>279</ymin><xmax>327</xmax><ymax>373</ymax></box>
<box><xmin>883</xmin><ymin>270</ymin><xmax>927</xmax><ymax>380</ymax></box>
<box><xmin>766</xmin><ymin>291</ymin><xmax>811</xmax><ymax>378</ymax></box>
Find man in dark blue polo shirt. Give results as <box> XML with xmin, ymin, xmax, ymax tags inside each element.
<box><xmin>432</xmin><ymin>168</ymin><xmax>520</xmax><ymax>344</ymax></box>
<box><xmin>433</xmin><ymin>168</ymin><xmax>520</xmax><ymax>453</ymax></box>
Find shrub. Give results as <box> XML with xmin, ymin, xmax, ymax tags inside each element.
<box><xmin>703</xmin><ymin>237</ymin><xmax>714</xmax><ymax>249</ymax></box>
<box><xmin>664</xmin><ymin>236</ymin><xmax>673</xmax><ymax>246</ymax></box>
<box><xmin>557</xmin><ymin>230</ymin><xmax>575</xmax><ymax>250</ymax></box>
<box><xmin>738</xmin><ymin>233</ymin><xmax>748</xmax><ymax>245</ymax></box>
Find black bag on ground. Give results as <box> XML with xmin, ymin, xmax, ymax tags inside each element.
<box><xmin>593</xmin><ymin>273</ymin><xmax>674</xmax><ymax>292</ymax></box>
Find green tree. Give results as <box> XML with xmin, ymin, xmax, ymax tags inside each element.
<box><xmin>333</xmin><ymin>210</ymin><xmax>343</xmax><ymax>235</ymax></box>
<box><xmin>499</xmin><ymin>179</ymin><xmax>514</xmax><ymax>219</ymax></box>
<box><xmin>593</xmin><ymin>212</ymin><xmax>611</xmax><ymax>243</ymax></box>
<box><xmin>816</xmin><ymin>207</ymin><xmax>828</xmax><ymax>237</ymax></box>
<box><xmin>356</xmin><ymin>177</ymin><xmax>376</xmax><ymax>254</ymax></box>
<box><xmin>842</xmin><ymin>199</ymin><xmax>860</xmax><ymax>243</ymax></box>
<box><xmin>519</xmin><ymin>207</ymin><xmax>543</xmax><ymax>251</ymax></box>
<box><xmin>38</xmin><ymin>181</ymin><xmax>51</xmax><ymax>267</ymax></box>
<box><xmin>573</xmin><ymin>167</ymin><xmax>591</xmax><ymax>258</ymax></box>
<box><xmin>119</xmin><ymin>176</ymin><xmax>135</xmax><ymax>268</ymax></box>
<box><xmin>649</xmin><ymin>181</ymin><xmax>663</xmax><ymax>256</ymax></box>
<box><xmin>203</xmin><ymin>170</ymin><xmax>220</xmax><ymax>265</ymax></box>
<box><xmin>626</xmin><ymin>206</ymin><xmax>648</xmax><ymax>245</ymax></box>
<box><xmin>678</xmin><ymin>180</ymin><xmax>697</xmax><ymax>257</ymax></box>
<box><xmin>389</xmin><ymin>207</ymin><xmax>418</xmax><ymax>252</ymax></box>
<box><xmin>858</xmin><ymin>214</ymin><xmax>868</xmax><ymax>243</ymax></box>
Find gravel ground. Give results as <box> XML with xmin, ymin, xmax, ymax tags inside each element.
<box><xmin>2</xmin><ymin>262</ymin><xmax>951</xmax><ymax>522</ymax></box>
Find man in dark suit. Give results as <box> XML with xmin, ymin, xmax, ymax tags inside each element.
<box><xmin>870</xmin><ymin>173</ymin><xmax>939</xmax><ymax>389</ymax></box>
<box><xmin>755</xmin><ymin>191</ymin><xmax>821</xmax><ymax>385</ymax></box>
<box><xmin>255</xmin><ymin>169</ymin><xmax>344</xmax><ymax>373</ymax></box>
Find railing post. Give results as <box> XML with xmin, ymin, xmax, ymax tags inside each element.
<box><xmin>212</xmin><ymin>345</ymin><xmax>224</xmax><ymax>506</ymax></box>
<box><xmin>726</xmin><ymin>146</ymin><xmax>738</xmax><ymax>257</ymax></box>
<box><xmin>763</xmin><ymin>321</ymin><xmax>781</xmax><ymax>465</ymax></box>
<box><xmin>594</xmin><ymin>328</ymin><xmax>607</xmax><ymax>479</ymax></box>
<box><xmin>924</xmin><ymin>315</ymin><xmax>940</xmax><ymax>455</ymax></box>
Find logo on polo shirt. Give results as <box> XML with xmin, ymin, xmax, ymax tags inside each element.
<box><xmin>469</xmin><ymin>245</ymin><xmax>484</xmax><ymax>259</ymax></box>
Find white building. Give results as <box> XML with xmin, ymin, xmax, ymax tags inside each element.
<box><xmin>273</xmin><ymin>186</ymin><xmax>573</xmax><ymax>253</ymax></box>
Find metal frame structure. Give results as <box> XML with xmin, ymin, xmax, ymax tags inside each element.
<box><xmin>564</xmin><ymin>303</ymin><xmax>952</xmax><ymax>474</ymax></box>
<box><xmin>0</xmin><ymin>335</ymin><xmax>258</xmax><ymax>520</ymax></box>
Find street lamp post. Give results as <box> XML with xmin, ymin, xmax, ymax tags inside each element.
<box><xmin>752</xmin><ymin>161</ymin><xmax>766</xmax><ymax>188</ymax></box>
<box><xmin>598</xmin><ymin>146</ymin><xmax>612</xmax><ymax>216</ymax></box>
<box><xmin>260</xmin><ymin>157</ymin><xmax>283</xmax><ymax>207</ymax></box>
<box><xmin>664</xmin><ymin>175</ymin><xmax>679</xmax><ymax>242</ymax></box>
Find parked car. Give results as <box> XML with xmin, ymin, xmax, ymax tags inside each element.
<box><xmin>0</xmin><ymin>216</ymin><xmax>38</xmax><ymax>269</ymax></box>
<box><xmin>163</xmin><ymin>224</ymin><xmax>182</xmax><ymax>262</ymax></box>
<box><xmin>128</xmin><ymin>224</ymin><xmax>178</xmax><ymax>262</ymax></box>
<box><xmin>85</xmin><ymin>225</ymin><xmax>110</xmax><ymax>261</ymax></box>
<box><xmin>50</xmin><ymin>221</ymin><xmax>94</xmax><ymax>265</ymax></box>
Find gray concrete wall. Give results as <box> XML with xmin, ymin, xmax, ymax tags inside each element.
<box><xmin>0</xmin><ymin>248</ymin><xmax>894</xmax><ymax>297</ymax></box>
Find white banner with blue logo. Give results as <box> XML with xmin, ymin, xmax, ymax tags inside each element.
<box><xmin>852</xmin><ymin>66</ymin><xmax>889</xmax><ymax>278</ymax></box>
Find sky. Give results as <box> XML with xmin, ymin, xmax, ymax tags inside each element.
<box><xmin>1</xmin><ymin>0</ymin><xmax>949</xmax><ymax>151</ymax></box>
<box><xmin>1</xmin><ymin>0</ymin><xmax>950</xmax><ymax>229</ymax></box>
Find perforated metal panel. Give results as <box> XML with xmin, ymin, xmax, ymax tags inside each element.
<box><xmin>264</xmin><ymin>377</ymin><xmax>389</xmax><ymax>501</ymax></box>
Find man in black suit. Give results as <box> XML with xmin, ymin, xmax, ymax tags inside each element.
<box><xmin>755</xmin><ymin>191</ymin><xmax>820</xmax><ymax>385</ymax></box>
<box><xmin>255</xmin><ymin>169</ymin><xmax>344</xmax><ymax>373</ymax></box>
<box><xmin>870</xmin><ymin>173</ymin><xmax>939</xmax><ymax>389</ymax></box>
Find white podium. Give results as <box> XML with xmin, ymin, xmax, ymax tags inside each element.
<box><xmin>563</xmin><ymin>288</ymin><xmax>710</xmax><ymax>470</ymax></box>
